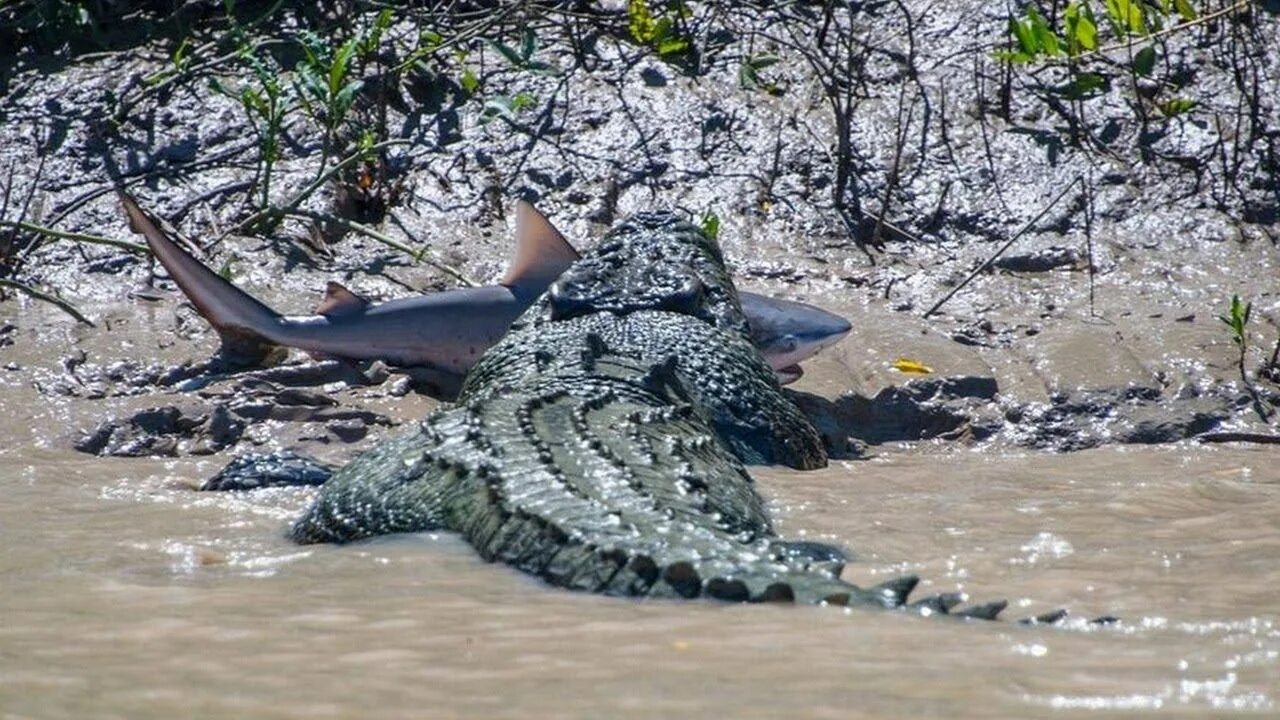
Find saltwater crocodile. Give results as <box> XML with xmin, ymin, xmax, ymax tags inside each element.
<box><xmin>214</xmin><ymin>211</ymin><xmax>1023</xmax><ymax>617</ymax></box>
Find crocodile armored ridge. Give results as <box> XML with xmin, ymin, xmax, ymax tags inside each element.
<box><xmin>213</xmin><ymin>212</ymin><xmax>1025</xmax><ymax>617</ymax></box>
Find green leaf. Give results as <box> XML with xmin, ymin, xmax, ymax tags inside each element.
<box><xmin>1133</xmin><ymin>46</ymin><xmax>1156</xmax><ymax>76</ymax></box>
<box><xmin>486</xmin><ymin>39</ymin><xmax>523</xmax><ymax>67</ymax></box>
<box><xmin>172</xmin><ymin>37</ymin><xmax>192</xmax><ymax>71</ymax></box>
<box><xmin>656</xmin><ymin>35</ymin><xmax>688</xmax><ymax>56</ymax></box>
<box><xmin>460</xmin><ymin>67</ymin><xmax>479</xmax><ymax>95</ymax></box>
<box><xmin>628</xmin><ymin>0</ymin><xmax>657</xmax><ymax>43</ymax></box>
<box><xmin>1119</xmin><ymin>0</ymin><xmax>1145</xmax><ymax>34</ymax></box>
<box><xmin>1158</xmin><ymin>97</ymin><xmax>1196</xmax><ymax>117</ymax></box>
<box><xmin>1010</xmin><ymin>16</ymin><xmax>1038</xmax><ymax>55</ymax></box>
<box><xmin>481</xmin><ymin>96</ymin><xmax>514</xmax><ymax>123</ymax></box>
<box><xmin>1027</xmin><ymin>8</ymin><xmax>1063</xmax><ymax>57</ymax></box>
<box><xmin>1065</xmin><ymin>2</ymin><xmax>1097</xmax><ymax>56</ymax></box>
<box><xmin>1173</xmin><ymin>0</ymin><xmax>1197</xmax><ymax>21</ymax></box>
<box><xmin>1061</xmin><ymin>71</ymin><xmax>1108</xmax><ymax>98</ymax></box>
<box><xmin>482</xmin><ymin>93</ymin><xmax>536</xmax><ymax>123</ymax></box>
<box><xmin>1103</xmin><ymin>0</ymin><xmax>1127</xmax><ymax>36</ymax></box>
<box><xmin>420</xmin><ymin>29</ymin><xmax>443</xmax><ymax>50</ymax></box>
<box><xmin>992</xmin><ymin>50</ymin><xmax>1035</xmax><ymax>64</ymax></box>
<box><xmin>334</xmin><ymin>80</ymin><xmax>363</xmax><ymax>117</ymax></box>
<box><xmin>700</xmin><ymin>210</ymin><xmax>720</xmax><ymax>240</ymax></box>
<box><xmin>331</xmin><ymin>38</ymin><xmax>358</xmax><ymax>97</ymax></box>
<box><xmin>511</xmin><ymin>92</ymin><xmax>537</xmax><ymax>111</ymax></box>
<box><xmin>520</xmin><ymin>27</ymin><xmax>537</xmax><ymax>62</ymax></box>
<box><xmin>749</xmin><ymin>53</ymin><xmax>780</xmax><ymax>70</ymax></box>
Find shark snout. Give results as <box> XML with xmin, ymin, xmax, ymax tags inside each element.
<box><xmin>809</xmin><ymin>310</ymin><xmax>852</xmax><ymax>348</ymax></box>
<box><xmin>751</xmin><ymin>300</ymin><xmax>852</xmax><ymax>372</ymax></box>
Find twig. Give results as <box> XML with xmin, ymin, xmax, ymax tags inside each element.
<box><xmin>227</xmin><ymin>139</ymin><xmax>411</xmax><ymax>236</ymax></box>
<box><xmin>283</xmin><ymin>209</ymin><xmax>476</xmax><ymax>287</ymax></box>
<box><xmin>0</xmin><ymin>221</ymin><xmax>149</xmax><ymax>255</ymax></box>
<box><xmin>923</xmin><ymin>175</ymin><xmax>1082</xmax><ymax>318</ymax></box>
<box><xmin>1197</xmin><ymin>432</ymin><xmax>1280</xmax><ymax>445</ymax></box>
<box><xmin>0</xmin><ymin>278</ymin><xmax>95</xmax><ymax>326</ymax></box>
<box><xmin>1083</xmin><ymin>171</ymin><xmax>1096</xmax><ymax>317</ymax></box>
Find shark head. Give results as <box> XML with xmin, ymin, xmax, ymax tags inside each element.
<box><xmin>738</xmin><ymin>292</ymin><xmax>852</xmax><ymax>382</ymax></box>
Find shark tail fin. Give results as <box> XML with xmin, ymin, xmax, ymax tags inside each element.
<box><xmin>118</xmin><ymin>191</ymin><xmax>287</xmax><ymax>367</ymax></box>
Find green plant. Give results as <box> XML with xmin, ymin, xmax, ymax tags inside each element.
<box><xmin>699</xmin><ymin>209</ymin><xmax>720</xmax><ymax>241</ymax></box>
<box><xmin>627</xmin><ymin>0</ymin><xmax>693</xmax><ymax>60</ymax></box>
<box><xmin>210</xmin><ymin>52</ymin><xmax>291</xmax><ymax>221</ymax></box>
<box><xmin>294</xmin><ymin>32</ymin><xmax>366</xmax><ymax>169</ymax></box>
<box><xmin>738</xmin><ymin>53</ymin><xmax>780</xmax><ymax>93</ymax></box>
<box><xmin>294</xmin><ymin>11</ymin><xmax>393</xmax><ymax>172</ymax></box>
<box><xmin>1219</xmin><ymin>294</ymin><xmax>1251</xmax><ymax>348</ymax></box>
<box><xmin>1219</xmin><ymin>293</ymin><xmax>1252</xmax><ymax>380</ymax></box>
<box><xmin>995</xmin><ymin>0</ymin><xmax>1210</xmax><ymax>137</ymax></box>
<box><xmin>486</xmin><ymin>27</ymin><xmax>558</xmax><ymax>76</ymax></box>
<box><xmin>481</xmin><ymin>92</ymin><xmax>538</xmax><ymax>124</ymax></box>
<box><xmin>1218</xmin><ymin>294</ymin><xmax>1276</xmax><ymax>421</ymax></box>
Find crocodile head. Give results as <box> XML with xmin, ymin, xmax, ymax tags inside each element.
<box><xmin>544</xmin><ymin>211</ymin><xmax>750</xmax><ymax>339</ymax></box>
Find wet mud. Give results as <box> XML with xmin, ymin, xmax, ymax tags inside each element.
<box><xmin>1</xmin><ymin>1</ymin><xmax>1279</xmax><ymax>717</ymax></box>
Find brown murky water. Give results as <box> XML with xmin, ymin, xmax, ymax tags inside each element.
<box><xmin>2</xmin><ymin>306</ymin><xmax>1278</xmax><ymax>719</ymax></box>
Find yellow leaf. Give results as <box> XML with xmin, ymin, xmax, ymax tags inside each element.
<box><xmin>892</xmin><ymin>357</ymin><xmax>933</xmax><ymax>375</ymax></box>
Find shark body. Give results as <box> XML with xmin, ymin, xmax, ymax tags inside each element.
<box><xmin>119</xmin><ymin>193</ymin><xmax>850</xmax><ymax>385</ymax></box>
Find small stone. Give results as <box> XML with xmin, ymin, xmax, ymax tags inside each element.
<box><xmin>203</xmin><ymin>405</ymin><xmax>245</xmax><ymax>449</ymax></box>
<box><xmin>363</xmin><ymin>360</ymin><xmax>390</xmax><ymax>385</ymax></box>
<box><xmin>328</xmin><ymin>420</ymin><xmax>368</xmax><ymax>443</ymax></box>
<box><xmin>388</xmin><ymin>376</ymin><xmax>413</xmax><ymax>397</ymax></box>
<box><xmin>276</xmin><ymin>388</ymin><xmax>338</xmax><ymax>407</ymax></box>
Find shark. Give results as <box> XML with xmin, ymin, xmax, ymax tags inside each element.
<box><xmin>119</xmin><ymin>192</ymin><xmax>850</xmax><ymax>387</ymax></box>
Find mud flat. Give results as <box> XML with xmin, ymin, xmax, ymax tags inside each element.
<box><xmin>1</xmin><ymin>1</ymin><xmax>1278</xmax><ymax>717</ymax></box>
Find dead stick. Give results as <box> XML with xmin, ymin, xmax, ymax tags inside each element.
<box><xmin>0</xmin><ymin>278</ymin><xmax>95</xmax><ymax>326</ymax></box>
<box><xmin>1197</xmin><ymin>432</ymin><xmax>1280</xmax><ymax>445</ymax></box>
<box><xmin>923</xmin><ymin>175</ymin><xmax>1082</xmax><ymax>319</ymax></box>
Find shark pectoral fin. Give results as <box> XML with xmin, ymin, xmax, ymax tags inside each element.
<box><xmin>775</xmin><ymin>364</ymin><xmax>804</xmax><ymax>385</ymax></box>
<box><xmin>316</xmin><ymin>281</ymin><xmax>371</xmax><ymax>317</ymax></box>
<box><xmin>500</xmin><ymin>200</ymin><xmax>580</xmax><ymax>291</ymax></box>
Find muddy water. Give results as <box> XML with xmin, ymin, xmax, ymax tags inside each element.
<box><xmin>2</xmin><ymin>314</ymin><xmax>1279</xmax><ymax>719</ymax></box>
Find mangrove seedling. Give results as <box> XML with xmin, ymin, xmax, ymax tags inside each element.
<box><xmin>1219</xmin><ymin>293</ymin><xmax>1251</xmax><ymax>375</ymax></box>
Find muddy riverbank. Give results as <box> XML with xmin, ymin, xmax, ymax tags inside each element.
<box><xmin>1</xmin><ymin>1</ymin><xmax>1278</xmax><ymax>717</ymax></box>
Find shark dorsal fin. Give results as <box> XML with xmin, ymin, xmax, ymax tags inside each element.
<box><xmin>500</xmin><ymin>200</ymin><xmax>580</xmax><ymax>291</ymax></box>
<box><xmin>316</xmin><ymin>281</ymin><xmax>370</xmax><ymax>317</ymax></box>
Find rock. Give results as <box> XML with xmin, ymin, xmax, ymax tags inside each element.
<box><xmin>1113</xmin><ymin>399</ymin><xmax>1229</xmax><ymax>444</ymax></box>
<box><xmin>387</xmin><ymin>376</ymin><xmax>413</xmax><ymax>397</ymax></box>
<box><xmin>202</xmin><ymin>405</ymin><xmax>245</xmax><ymax>449</ymax></box>
<box><xmin>131</xmin><ymin>406</ymin><xmax>182</xmax><ymax>435</ymax></box>
<box><xmin>991</xmin><ymin>246</ymin><xmax>1081</xmax><ymax>273</ymax></box>
<box><xmin>363</xmin><ymin>360</ymin><xmax>390</xmax><ymax>385</ymax></box>
<box><xmin>788</xmin><ymin>374</ymin><xmax>1002</xmax><ymax>453</ymax></box>
<box><xmin>327</xmin><ymin>420</ymin><xmax>368</xmax><ymax>442</ymax></box>
<box><xmin>275</xmin><ymin>387</ymin><xmax>338</xmax><ymax>407</ymax></box>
